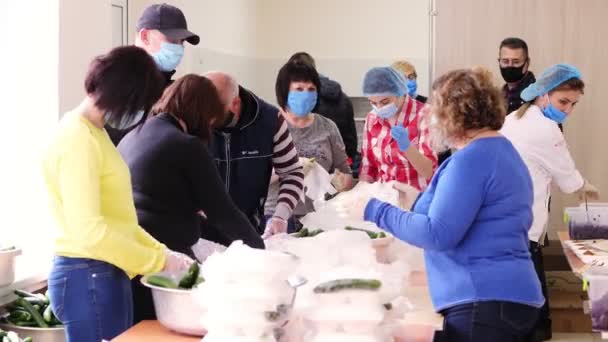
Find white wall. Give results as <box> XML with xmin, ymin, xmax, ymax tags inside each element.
<box><xmin>129</xmin><ymin>0</ymin><xmax>427</xmax><ymax>101</ymax></box>
<box><xmin>0</xmin><ymin>1</ymin><xmax>60</xmax><ymax>260</ymax></box>
<box><xmin>59</xmin><ymin>0</ymin><xmax>113</xmax><ymax>113</ymax></box>
<box><xmin>251</xmin><ymin>0</ymin><xmax>430</xmax><ymax>100</ymax></box>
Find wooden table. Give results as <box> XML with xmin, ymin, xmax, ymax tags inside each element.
<box><xmin>558</xmin><ymin>230</ymin><xmax>588</xmax><ymax>278</ymax></box>
<box><xmin>114</xmin><ymin>270</ymin><xmax>442</xmax><ymax>341</ymax></box>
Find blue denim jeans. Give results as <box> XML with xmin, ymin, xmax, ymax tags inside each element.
<box><xmin>435</xmin><ymin>301</ymin><xmax>540</xmax><ymax>342</ymax></box>
<box><xmin>47</xmin><ymin>256</ymin><xmax>133</xmax><ymax>342</ymax></box>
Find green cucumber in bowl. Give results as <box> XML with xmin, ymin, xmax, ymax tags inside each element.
<box><xmin>313</xmin><ymin>278</ymin><xmax>382</xmax><ymax>293</ymax></box>
<box><xmin>146</xmin><ymin>275</ymin><xmax>178</xmax><ymax>289</ymax></box>
<box><xmin>178</xmin><ymin>263</ymin><xmax>200</xmax><ymax>289</ymax></box>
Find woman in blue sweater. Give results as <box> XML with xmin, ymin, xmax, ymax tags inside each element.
<box><xmin>362</xmin><ymin>67</ymin><xmax>543</xmax><ymax>341</ymax></box>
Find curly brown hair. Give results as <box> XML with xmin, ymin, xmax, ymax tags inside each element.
<box><xmin>429</xmin><ymin>67</ymin><xmax>506</xmax><ymax>147</ymax></box>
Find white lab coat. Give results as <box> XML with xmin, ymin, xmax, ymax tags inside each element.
<box><xmin>500</xmin><ymin>105</ymin><xmax>584</xmax><ymax>243</ymax></box>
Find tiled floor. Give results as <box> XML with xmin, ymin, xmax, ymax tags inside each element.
<box><xmin>553</xmin><ymin>333</ymin><xmax>605</xmax><ymax>341</ymax></box>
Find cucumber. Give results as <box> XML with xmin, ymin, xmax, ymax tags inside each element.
<box><xmin>178</xmin><ymin>263</ymin><xmax>200</xmax><ymax>289</ymax></box>
<box><xmin>194</xmin><ymin>277</ymin><xmax>205</xmax><ymax>286</ymax></box>
<box><xmin>23</xmin><ymin>338</ymin><xmax>33</xmax><ymax>342</ymax></box>
<box><xmin>16</xmin><ymin>298</ymin><xmax>48</xmax><ymax>328</ymax></box>
<box><xmin>8</xmin><ymin>310</ymin><xmax>32</xmax><ymax>322</ymax></box>
<box><xmin>296</xmin><ymin>228</ymin><xmax>309</xmax><ymax>238</ymax></box>
<box><xmin>377</xmin><ymin>232</ymin><xmax>387</xmax><ymax>238</ymax></box>
<box><xmin>313</xmin><ymin>279</ymin><xmax>382</xmax><ymax>293</ymax></box>
<box><xmin>10</xmin><ymin>320</ymin><xmax>38</xmax><ymax>327</ymax></box>
<box><xmin>13</xmin><ymin>290</ymin><xmax>37</xmax><ymax>299</ymax></box>
<box><xmin>43</xmin><ymin>304</ymin><xmax>53</xmax><ymax>323</ymax></box>
<box><xmin>344</xmin><ymin>227</ymin><xmax>379</xmax><ymax>239</ymax></box>
<box><xmin>146</xmin><ymin>275</ymin><xmax>178</xmax><ymax>289</ymax></box>
<box><xmin>308</xmin><ymin>229</ymin><xmax>324</xmax><ymax>237</ymax></box>
<box><xmin>5</xmin><ymin>332</ymin><xmax>19</xmax><ymax>342</ymax></box>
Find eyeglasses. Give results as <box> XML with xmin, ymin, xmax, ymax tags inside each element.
<box><xmin>498</xmin><ymin>58</ymin><xmax>527</xmax><ymax>68</ymax></box>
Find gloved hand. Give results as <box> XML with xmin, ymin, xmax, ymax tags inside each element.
<box><xmin>390</xmin><ymin>126</ymin><xmax>411</xmax><ymax>152</ymax></box>
<box><xmin>393</xmin><ymin>182</ymin><xmax>420</xmax><ymax>210</ymax></box>
<box><xmin>578</xmin><ymin>180</ymin><xmax>600</xmax><ymax>201</ymax></box>
<box><xmin>331</xmin><ymin>170</ymin><xmax>352</xmax><ymax>192</ymax></box>
<box><xmin>300</xmin><ymin>157</ymin><xmax>316</xmax><ymax>176</ymax></box>
<box><xmin>262</xmin><ymin>217</ymin><xmax>288</xmax><ymax>239</ymax></box>
<box><xmin>337</xmin><ymin>196</ymin><xmax>370</xmax><ymax>221</ymax></box>
<box><xmin>163</xmin><ymin>249</ymin><xmax>194</xmax><ymax>273</ymax></box>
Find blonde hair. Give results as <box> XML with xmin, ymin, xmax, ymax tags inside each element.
<box><xmin>429</xmin><ymin>66</ymin><xmax>505</xmax><ymax>147</ymax></box>
<box><xmin>392</xmin><ymin>60</ymin><xmax>416</xmax><ymax>78</ymax></box>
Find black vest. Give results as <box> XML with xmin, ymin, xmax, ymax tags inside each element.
<box><xmin>209</xmin><ymin>88</ymin><xmax>278</xmax><ymax>232</ymax></box>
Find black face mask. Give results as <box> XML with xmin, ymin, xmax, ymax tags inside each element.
<box><xmin>500</xmin><ymin>63</ymin><xmax>527</xmax><ymax>83</ymax></box>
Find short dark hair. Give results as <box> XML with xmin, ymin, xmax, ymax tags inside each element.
<box><xmin>84</xmin><ymin>46</ymin><xmax>165</xmax><ymax>127</ymax></box>
<box><xmin>499</xmin><ymin>37</ymin><xmax>529</xmax><ymax>59</ymax></box>
<box><xmin>151</xmin><ymin>74</ymin><xmax>225</xmax><ymax>141</ymax></box>
<box><xmin>288</xmin><ymin>52</ymin><xmax>316</xmax><ymax>69</ymax></box>
<box><xmin>275</xmin><ymin>61</ymin><xmax>321</xmax><ymax>110</ymax></box>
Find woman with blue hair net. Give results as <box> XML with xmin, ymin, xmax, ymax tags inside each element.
<box><xmin>359</xmin><ymin>66</ymin><xmax>437</xmax><ymax>191</ymax></box>
<box><xmin>501</xmin><ymin>63</ymin><xmax>600</xmax><ymax>339</ymax></box>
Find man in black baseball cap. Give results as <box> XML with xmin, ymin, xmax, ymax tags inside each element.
<box><xmin>107</xmin><ymin>3</ymin><xmax>200</xmax><ymax>145</ymax></box>
<box><xmin>134</xmin><ymin>3</ymin><xmax>199</xmax><ymax>74</ymax></box>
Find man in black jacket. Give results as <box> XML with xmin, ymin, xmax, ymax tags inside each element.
<box><xmin>106</xmin><ymin>3</ymin><xmax>199</xmax><ymax>145</ymax></box>
<box><xmin>498</xmin><ymin>37</ymin><xmax>536</xmax><ymax>115</ymax></box>
<box><xmin>287</xmin><ymin>52</ymin><xmax>360</xmax><ymax>175</ymax></box>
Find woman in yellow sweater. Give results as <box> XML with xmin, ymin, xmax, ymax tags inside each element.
<box><xmin>42</xmin><ymin>46</ymin><xmax>193</xmax><ymax>342</ymax></box>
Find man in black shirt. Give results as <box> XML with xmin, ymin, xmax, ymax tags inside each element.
<box><xmin>106</xmin><ymin>3</ymin><xmax>199</xmax><ymax>145</ymax></box>
<box><xmin>498</xmin><ymin>37</ymin><xmax>536</xmax><ymax>115</ymax></box>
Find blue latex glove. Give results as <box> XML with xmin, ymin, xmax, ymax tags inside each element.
<box><xmin>390</xmin><ymin>126</ymin><xmax>410</xmax><ymax>151</ymax></box>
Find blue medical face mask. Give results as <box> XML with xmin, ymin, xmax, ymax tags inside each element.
<box><xmin>152</xmin><ymin>42</ymin><xmax>185</xmax><ymax>72</ymax></box>
<box><xmin>407</xmin><ymin>79</ymin><xmax>418</xmax><ymax>97</ymax></box>
<box><xmin>372</xmin><ymin>102</ymin><xmax>399</xmax><ymax>119</ymax></box>
<box><xmin>287</xmin><ymin>90</ymin><xmax>318</xmax><ymax>117</ymax></box>
<box><xmin>541</xmin><ymin>95</ymin><xmax>567</xmax><ymax>124</ymax></box>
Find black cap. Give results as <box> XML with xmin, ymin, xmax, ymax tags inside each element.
<box><xmin>136</xmin><ymin>3</ymin><xmax>200</xmax><ymax>45</ymax></box>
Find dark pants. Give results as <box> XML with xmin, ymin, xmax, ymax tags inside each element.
<box><xmin>435</xmin><ymin>301</ymin><xmax>539</xmax><ymax>342</ymax></box>
<box><xmin>529</xmin><ymin>241</ymin><xmax>552</xmax><ymax>334</ymax></box>
<box><xmin>48</xmin><ymin>256</ymin><xmax>133</xmax><ymax>342</ymax></box>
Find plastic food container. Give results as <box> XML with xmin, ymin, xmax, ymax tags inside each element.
<box><xmin>584</xmin><ymin>266</ymin><xmax>608</xmax><ymax>331</ymax></box>
<box><xmin>0</xmin><ymin>247</ymin><xmax>22</xmax><ymax>287</ymax></box>
<box><xmin>564</xmin><ymin>203</ymin><xmax>608</xmax><ymax>240</ymax></box>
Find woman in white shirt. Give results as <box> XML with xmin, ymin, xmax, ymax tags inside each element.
<box><xmin>501</xmin><ymin>63</ymin><xmax>599</xmax><ymax>339</ymax></box>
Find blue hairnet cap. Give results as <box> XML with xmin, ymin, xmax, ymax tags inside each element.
<box><xmin>521</xmin><ymin>63</ymin><xmax>582</xmax><ymax>101</ymax></box>
<box><xmin>362</xmin><ymin>66</ymin><xmax>408</xmax><ymax>97</ymax></box>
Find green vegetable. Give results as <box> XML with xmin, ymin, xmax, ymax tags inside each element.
<box><xmin>344</xmin><ymin>227</ymin><xmax>379</xmax><ymax>239</ymax></box>
<box><xmin>13</xmin><ymin>290</ymin><xmax>37</xmax><ymax>299</ymax></box>
<box><xmin>308</xmin><ymin>229</ymin><xmax>324</xmax><ymax>237</ymax></box>
<box><xmin>377</xmin><ymin>232</ymin><xmax>387</xmax><ymax>238</ymax></box>
<box><xmin>23</xmin><ymin>338</ymin><xmax>33</xmax><ymax>342</ymax></box>
<box><xmin>146</xmin><ymin>275</ymin><xmax>178</xmax><ymax>289</ymax></box>
<box><xmin>313</xmin><ymin>279</ymin><xmax>382</xmax><ymax>293</ymax></box>
<box><xmin>8</xmin><ymin>310</ymin><xmax>32</xmax><ymax>322</ymax></box>
<box><xmin>16</xmin><ymin>298</ymin><xmax>48</xmax><ymax>328</ymax></box>
<box><xmin>296</xmin><ymin>228</ymin><xmax>309</xmax><ymax>238</ymax></box>
<box><xmin>264</xmin><ymin>310</ymin><xmax>281</xmax><ymax>322</ymax></box>
<box><xmin>10</xmin><ymin>320</ymin><xmax>38</xmax><ymax>327</ymax></box>
<box><xmin>43</xmin><ymin>304</ymin><xmax>54</xmax><ymax>323</ymax></box>
<box><xmin>178</xmin><ymin>263</ymin><xmax>200</xmax><ymax>289</ymax></box>
<box><xmin>0</xmin><ymin>331</ymin><xmax>6</xmax><ymax>337</ymax></box>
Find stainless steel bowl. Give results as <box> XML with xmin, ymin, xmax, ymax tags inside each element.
<box><xmin>141</xmin><ymin>272</ymin><xmax>206</xmax><ymax>336</ymax></box>
<box><xmin>0</xmin><ymin>323</ymin><xmax>66</xmax><ymax>342</ymax></box>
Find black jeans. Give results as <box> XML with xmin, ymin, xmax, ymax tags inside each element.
<box><xmin>435</xmin><ymin>301</ymin><xmax>540</xmax><ymax>342</ymax></box>
<box><xmin>529</xmin><ymin>241</ymin><xmax>552</xmax><ymax>332</ymax></box>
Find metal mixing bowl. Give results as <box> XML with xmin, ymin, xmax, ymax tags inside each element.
<box><xmin>141</xmin><ymin>272</ymin><xmax>207</xmax><ymax>336</ymax></box>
